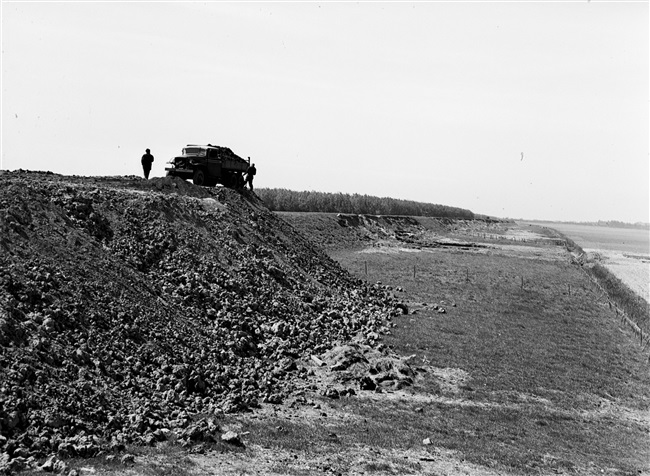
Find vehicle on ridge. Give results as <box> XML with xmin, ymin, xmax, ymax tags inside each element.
<box><xmin>165</xmin><ymin>144</ymin><xmax>249</xmax><ymax>187</ymax></box>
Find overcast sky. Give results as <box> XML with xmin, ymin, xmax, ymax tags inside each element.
<box><xmin>2</xmin><ymin>1</ymin><xmax>648</xmax><ymax>222</ymax></box>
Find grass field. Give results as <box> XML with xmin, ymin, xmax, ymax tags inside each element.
<box><xmin>330</xmin><ymin>240</ymin><xmax>650</xmax><ymax>474</ymax></box>
<box><xmin>46</xmin><ymin>219</ymin><xmax>650</xmax><ymax>476</ymax></box>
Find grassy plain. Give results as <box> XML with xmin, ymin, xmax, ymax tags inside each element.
<box><xmin>50</xmin><ymin>218</ymin><xmax>650</xmax><ymax>476</ymax></box>
<box><xmin>330</xmin><ymin>239</ymin><xmax>650</xmax><ymax>474</ymax></box>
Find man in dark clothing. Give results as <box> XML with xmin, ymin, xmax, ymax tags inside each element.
<box><xmin>141</xmin><ymin>149</ymin><xmax>154</xmax><ymax>179</ymax></box>
<box><xmin>245</xmin><ymin>161</ymin><xmax>256</xmax><ymax>190</ymax></box>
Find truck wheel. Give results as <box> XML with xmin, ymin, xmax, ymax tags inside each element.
<box><xmin>193</xmin><ymin>169</ymin><xmax>206</xmax><ymax>186</ymax></box>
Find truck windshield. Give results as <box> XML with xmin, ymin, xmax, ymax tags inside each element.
<box><xmin>183</xmin><ymin>147</ymin><xmax>206</xmax><ymax>156</ymax></box>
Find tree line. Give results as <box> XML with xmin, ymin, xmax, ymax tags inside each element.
<box><xmin>530</xmin><ymin>219</ymin><xmax>649</xmax><ymax>230</ymax></box>
<box><xmin>255</xmin><ymin>188</ymin><xmax>475</xmax><ymax>219</ymax></box>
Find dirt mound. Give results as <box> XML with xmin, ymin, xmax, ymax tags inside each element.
<box><xmin>0</xmin><ymin>171</ymin><xmax>402</xmax><ymax>471</ymax></box>
<box><xmin>276</xmin><ymin>212</ymin><xmax>432</xmax><ymax>251</ymax></box>
<box><xmin>314</xmin><ymin>343</ymin><xmax>419</xmax><ymax>395</ymax></box>
<box><xmin>278</xmin><ymin>211</ymin><xmax>505</xmax><ymax>252</ymax></box>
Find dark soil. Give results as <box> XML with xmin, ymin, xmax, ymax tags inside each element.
<box><xmin>0</xmin><ymin>171</ymin><xmax>403</xmax><ymax>473</ymax></box>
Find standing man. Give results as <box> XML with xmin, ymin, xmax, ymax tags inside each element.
<box><xmin>141</xmin><ymin>148</ymin><xmax>154</xmax><ymax>179</ymax></box>
<box><xmin>245</xmin><ymin>160</ymin><xmax>257</xmax><ymax>190</ymax></box>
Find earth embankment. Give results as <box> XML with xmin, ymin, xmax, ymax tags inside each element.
<box><xmin>0</xmin><ymin>171</ymin><xmax>402</xmax><ymax>472</ymax></box>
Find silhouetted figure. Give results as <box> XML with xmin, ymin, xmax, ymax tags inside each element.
<box><xmin>141</xmin><ymin>148</ymin><xmax>154</xmax><ymax>179</ymax></box>
<box><xmin>245</xmin><ymin>162</ymin><xmax>256</xmax><ymax>190</ymax></box>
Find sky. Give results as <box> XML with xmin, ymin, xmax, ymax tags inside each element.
<box><xmin>1</xmin><ymin>1</ymin><xmax>648</xmax><ymax>223</ymax></box>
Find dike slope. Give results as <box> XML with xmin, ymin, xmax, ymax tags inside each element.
<box><xmin>277</xmin><ymin>211</ymin><xmax>507</xmax><ymax>252</ymax></box>
<box><xmin>0</xmin><ymin>171</ymin><xmax>399</xmax><ymax>470</ymax></box>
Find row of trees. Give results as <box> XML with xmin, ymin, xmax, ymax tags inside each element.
<box><xmin>593</xmin><ymin>220</ymin><xmax>649</xmax><ymax>230</ymax></box>
<box><xmin>256</xmin><ymin>188</ymin><xmax>475</xmax><ymax>219</ymax></box>
<box><xmin>531</xmin><ymin>219</ymin><xmax>649</xmax><ymax>229</ymax></box>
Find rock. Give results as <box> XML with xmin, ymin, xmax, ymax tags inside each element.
<box><xmin>359</xmin><ymin>376</ymin><xmax>377</xmax><ymax>391</ymax></box>
<box><xmin>54</xmin><ymin>459</ymin><xmax>68</xmax><ymax>473</ymax></box>
<box><xmin>423</xmin><ymin>437</ymin><xmax>432</xmax><ymax>445</ymax></box>
<box><xmin>395</xmin><ymin>303</ymin><xmax>408</xmax><ymax>315</ymax></box>
<box><xmin>0</xmin><ymin>453</ymin><xmax>10</xmax><ymax>473</ymax></box>
<box><xmin>323</xmin><ymin>345</ymin><xmax>368</xmax><ymax>371</ymax></box>
<box><xmin>41</xmin><ymin>318</ymin><xmax>57</xmax><ymax>332</ymax></box>
<box><xmin>9</xmin><ymin>456</ymin><xmax>27</xmax><ymax>472</ymax></box>
<box><xmin>182</xmin><ymin>424</ymin><xmax>206</xmax><ymax>442</ymax></box>
<box><xmin>39</xmin><ymin>455</ymin><xmax>59</xmax><ymax>472</ymax></box>
<box><xmin>62</xmin><ymin>440</ymin><xmax>80</xmax><ymax>456</ymax></box>
<box><xmin>323</xmin><ymin>387</ymin><xmax>340</xmax><ymax>399</ymax></box>
<box><xmin>45</xmin><ymin>414</ymin><xmax>66</xmax><ymax>429</ymax></box>
<box><xmin>220</xmin><ymin>431</ymin><xmax>243</xmax><ymax>447</ymax></box>
<box><xmin>153</xmin><ymin>428</ymin><xmax>170</xmax><ymax>441</ymax></box>
<box><xmin>5</xmin><ymin>410</ymin><xmax>23</xmax><ymax>430</ymax></box>
<box><xmin>264</xmin><ymin>394</ymin><xmax>283</xmax><ymax>404</ymax></box>
<box><xmin>310</xmin><ymin>355</ymin><xmax>326</xmax><ymax>367</ymax></box>
<box><xmin>270</xmin><ymin>322</ymin><xmax>287</xmax><ymax>336</ymax></box>
<box><xmin>275</xmin><ymin>357</ymin><xmax>297</xmax><ymax>373</ymax></box>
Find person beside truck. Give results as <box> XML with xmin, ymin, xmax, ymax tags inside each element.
<box><xmin>141</xmin><ymin>149</ymin><xmax>154</xmax><ymax>179</ymax></box>
<box><xmin>245</xmin><ymin>161</ymin><xmax>257</xmax><ymax>191</ymax></box>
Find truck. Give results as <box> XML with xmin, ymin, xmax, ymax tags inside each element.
<box><xmin>165</xmin><ymin>144</ymin><xmax>250</xmax><ymax>187</ymax></box>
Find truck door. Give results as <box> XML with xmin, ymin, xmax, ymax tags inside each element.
<box><xmin>207</xmin><ymin>149</ymin><xmax>222</xmax><ymax>178</ymax></box>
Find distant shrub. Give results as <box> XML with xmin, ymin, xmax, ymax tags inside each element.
<box><xmin>256</xmin><ymin>188</ymin><xmax>475</xmax><ymax>219</ymax></box>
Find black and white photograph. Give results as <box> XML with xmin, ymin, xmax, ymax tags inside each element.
<box><xmin>1</xmin><ymin>1</ymin><xmax>648</xmax><ymax>474</ymax></box>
